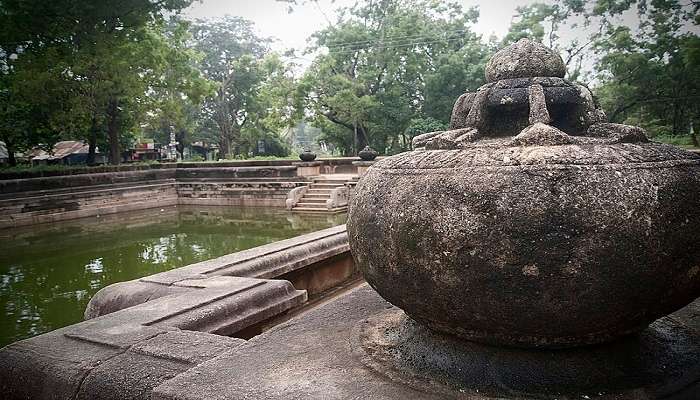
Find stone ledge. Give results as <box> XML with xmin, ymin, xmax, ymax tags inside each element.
<box><xmin>86</xmin><ymin>225</ymin><xmax>349</xmax><ymax>319</ymax></box>
<box><xmin>0</xmin><ymin>328</ymin><xmax>244</xmax><ymax>400</ymax></box>
<box><xmin>0</xmin><ymin>275</ymin><xmax>305</xmax><ymax>400</ymax></box>
<box><xmin>152</xmin><ymin>285</ymin><xmax>700</xmax><ymax>400</ymax></box>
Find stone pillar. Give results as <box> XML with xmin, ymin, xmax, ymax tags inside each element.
<box><xmin>294</xmin><ymin>161</ymin><xmax>322</xmax><ymax>177</ymax></box>
<box><xmin>352</xmin><ymin>161</ymin><xmax>375</xmax><ymax>177</ymax></box>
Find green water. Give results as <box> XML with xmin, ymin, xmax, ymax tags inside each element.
<box><xmin>0</xmin><ymin>206</ymin><xmax>346</xmax><ymax>347</ymax></box>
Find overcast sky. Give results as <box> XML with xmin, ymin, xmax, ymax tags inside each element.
<box><xmin>184</xmin><ymin>0</ymin><xmax>541</xmax><ymax>54</ymax></box>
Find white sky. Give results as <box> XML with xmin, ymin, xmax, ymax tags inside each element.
<box><xmin>184</xmin><ymin>0</ymin><xmax>540</xmax><ymax>54</ymax></box>
<box><xmin>184</xmin><ymin>0</ymin><xmax>699</xmax><ymax>78</ymax></box>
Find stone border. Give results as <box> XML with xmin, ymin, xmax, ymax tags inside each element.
<box><xmin>85</xmin><ymin>225</ymin><xmax>350</xmax><ymax>318</ymax></box>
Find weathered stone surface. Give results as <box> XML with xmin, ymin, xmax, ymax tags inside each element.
<box><xmin>449</xmin><ymin>92</ymin><xmax>475</xmax><ymax>129</ymax></box>
<box><xmin>411</xmin><ymin>130</ymin><xmax>443</xmax><ymax>148</ymax></box>
<box><xmin>0</xmin><ymin>225</ymin><xmax>363</xmax><ymax>400</ymax></box>
<box><xmin>84</xmin><ymin>280</ymin><xmax>191</xmax><ymax>319</ymax></box>
<box><xmin>528</xmin><ymin>84</ymin><xmax>551</xmax><ymax>124</ymax></box>
<box><xmin>293</xmin><ymin>161</ymin><xmax>322</xmax><ymax>177</ymax></box>
<box><xmin>352</xmin><ymin>160</ymin><xmax>375</xmax><ymax>177</ymax></box>
<box><xmin>0</xmin><ymin>328</ymin><xmax>124</xmax><ymax>400</ymax></box>
<box><xmin>358</xmin><ymin>146</ymin><xmax>378</xmax><ymax>161</ymax></box>
<box><xmin>588</xmin><ymin>122</ymin><xmax>650</xmax><ymax>143</ymax></box>
<box><xmin>349</xmin><ymin>38</ymin><xmax>700</xmax><ymax>348</ymax></box>
<box><xmin>349</xmin><ymin>144</ymin><xmax>700</xmax><ymax>347</ymax></box>
<box><xmin>0</xmin><ymin>160</ymin><xmax>362</xmax><ymax>228</ymax></box>
<box><xmin>299</xmin><ymin>149</ymin><xmax>317</xmax><ymax>162</ymax></box>
<box><xmin>74</xmin><ymin>331</ymin><xmax>244</xmax><ymax>400</ymax></box>
<box><xmin>434</xmin><ymin>41</ymin><xmax>610</xmax><ymax>147</ymax></box>
<box><xmin>360</xmin><ymin>306</ymin><xmax>700</xmax><ymax>398</ymax></box>
<box><xmin>485</xmin><ymin>38</ymin><xmax>566</xmax><ymax>82</ymax></box>
<box><xmin>0</xmin><ymin>276</ymin><xmax>302</xmax><ymax>399</ymax></box>
<box><xmin>0</xmin><ymin>326</ymin><xmax>244</xmax><ymax>400</ymax></box>
<box><xmin>512</xmin><ymin>122</ymin><xmax>574</xmax><ymax>146</ymax></box>
<box><xmin>153</xmin><ymin>284</ymin><xmax>700</xmax><ymax>399</ymax></box>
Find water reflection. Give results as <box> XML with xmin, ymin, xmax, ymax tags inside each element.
<box><xmin>0</xmin><ymin>206</ymin><xmax>346</xmax><ymax>347</ymax></box>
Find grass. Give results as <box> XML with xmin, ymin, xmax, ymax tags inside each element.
<box><xmin>651</xmin><ymin>134</ymin><xmax>699</xmax><ymax>149</ymax></box>
<box><xmin>0</xmin><ymin>161</ymin><xmax>163</xmax><ymax>176</ymax></box>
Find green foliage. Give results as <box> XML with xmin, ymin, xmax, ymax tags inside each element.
<box><xmin>297</xmin><ymin>0</ymin><xmax>489</xmax><ymax>155</ymax></box>
<box><xmin>404</xmin><ymin>117</ymin><xmax>448</xmax><ymax>137</ymax></box>
<box><xmin>190</xmin><ymin>18</ymin><xmax>297</xmax><ymax>158</ymax></box>
<box><xmin>0</xmin><ymin>0</ymin><xmax>202</xmax><ymax>165</ymax></box>
<box><xmin>591</xmin><ymin>0</ymin><xmax>699</xmax><ymax>136</ymax></box>
<box><xmin>652</xmin><ymin>134</ymin><xmax>698</xmax><ymax>148</ymax></box>
<box><xmin>3</xmin><ymin>0</ymin><xmax>698</xmax><ymax>166</ymax></box>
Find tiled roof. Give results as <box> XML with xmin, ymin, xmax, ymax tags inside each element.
<box><xmin>32</xmin><ymin>141</ymin><xmax>90</xmax><ymax>160</ymax></box>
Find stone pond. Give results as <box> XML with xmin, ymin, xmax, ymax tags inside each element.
<box><xmin>0</xmin><ymin>205</ymin><xmax>345</xmax><ymax>347</ymax></box>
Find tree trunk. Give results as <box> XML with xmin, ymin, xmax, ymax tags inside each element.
<box><xmin>106</xmin><ymin>98</ymin><xmax>120</xmax><ymax>165</ymax></box>
<box><xmin>87</xmin><ymin>116</ymin><xmax>98</xmax><ymax>165</ymax></box>
<box><xmin>219</xmin><ymin>135</ymin><xmax>230</xmax><ymax>159</ymax></box>
<box><xmin>356</xmin><ymin>124</ymin><xmax>369</xmax><ymax>154</ymax></box>
<box><xmin>672</xmin><ymin>102</ymin><xmax>680</xmax><ymax>135</ymax></box>
<box><xmin>7</xmin><ymin>142</ymin><xmax>16</xmax><ymax>166</ymax></box>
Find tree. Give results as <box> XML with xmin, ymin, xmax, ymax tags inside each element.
<box><xmin>0</xmin><ymin>0</ymin><xmax>197</xmax><ymax>164</ymax></box>
<box><xmin>141</xmin><ymin>20</ymin><xmax>214</xmax><ymax>160</ymax></box>
<box><xmin>510</xmin><ymin>0</ymin><xmax>699</xmax><ymax>137</ymax></box>
<box><xmin>0</xmin><ymin>52</ymin><xmax>65</xmax><ymax>165</ymax></box>
<box><xmin>190</xmin><ymin>17</ymin><xmax>272</xmax><ymax>158</ymax></box>
<box><xmin>296</xmin><ymin>0</ymin><xmax>489</xmax><ymax>155</ymax></box>
<box><xmin>592</xmin><ymin>0</ymin><xmax>699</xmax><ymax>137</ymax></box>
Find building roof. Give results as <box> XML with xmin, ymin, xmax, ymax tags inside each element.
<box><xmin>32</xmin><ymin>141</ymin><xmax>91</xmax><ymax>161</ymax></box>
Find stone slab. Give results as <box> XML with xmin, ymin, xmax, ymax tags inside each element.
<box><xmin>138</xmin><ymin>225</ymin><xmax>347</xmax><ymax>285</ymax></box>
<box><xmin>85</xmin><ymin>226</ymin><xmax>349</xmax><ymax>325</ymax></box>
<box><xmin>0</xmin><ymin>327</ymin><xmax>245</xmax><ymax>400</ymax></box>
<box><xmin>153</xmin><ymin>284</ymin><xmax>700</xmax><ymax>400</ymax></box>
<box><xmin>74</xmin><ymin>332</ymin><xmax>245</xmax><ymax>400</ymax></box>
<box><xmin>130</xmin><ymin>331</ymin><xmax>245</xmax><ymax>365</ymax></box>
<box><xmin>0</xmin><ymin>329</ymin><xmax>124</xmax><ymax>399</ymax></box>
<box><xmin>0</xmin><ymin>274</ymin><xmax>293</xmax><ymax>399</ymax></box>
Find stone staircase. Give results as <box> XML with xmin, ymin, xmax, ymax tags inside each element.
<box><xmin>290</xmin><ymin>177</ymin><xmax>351</xmax><ymax>213</ymax></box>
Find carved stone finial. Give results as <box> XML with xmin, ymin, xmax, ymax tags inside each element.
<box><xmin>299</xmin><ymin>148</ymin><xmax>317</xmax><ymax>162</ymax></box>
<box><xmin>418</xmin><ymin>38</ymin><xmax>648</xmax><ymax>149</ymax></box>
<box><xmin>485</xmin><ymin>38</ymin><xmax>566</xmax><ymax>82</ymax></box>
<box><xmin>347</xmin><ymin>37</ymin><xmax>700</xmax><ymax>350</ymax></box>
<box><xmin>358</xmin><ymin>146</ymin><xmax>378</xmax><ymax>161</ymax></box>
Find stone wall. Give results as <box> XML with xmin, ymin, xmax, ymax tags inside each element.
<box><xmin>0</xmin><ymin>164</ymin><xmax>319</xmax><ymax>228</ymax></box>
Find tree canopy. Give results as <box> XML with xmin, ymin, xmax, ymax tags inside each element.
<box><xmin>295</xmin><ymin>0</ymin><xmax>490</xmax><ymax>155</ymax></box>
<box><xmin>1</xmin><ymin>0</ymin><xmax>698</xmax><ymax>166</ymax></box>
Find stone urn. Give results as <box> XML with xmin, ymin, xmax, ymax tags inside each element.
<box><xmin>347</xmin><ymin>39</ymin><xmax>700</xmax><ymax>348</ymax></box>
<box><xmin>299</xmin><ymin>148</ymin><xmax>317</xmax><ymax>162</ymax></box>
<box><xmin>358</xmin><ymin>146</ymin><xmax>378</xmax><ymax>161</ymax></box>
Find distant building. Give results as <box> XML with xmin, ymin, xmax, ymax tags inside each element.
<box><xmin>126</xmin><ymin>139</ymin><xmax>162</xmax><ymax>162</ymax></box>
<box><xmin>31</xmin><ymin>141</ymin><xmax>105</xmax><ymax>166</ymax></box>
<box><xmin>191</xmin><ymin>141</ymin><xmax>219</xmax><ymax>161</ymax></box>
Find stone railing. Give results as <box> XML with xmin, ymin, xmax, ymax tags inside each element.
<box><xmin>285</xmin><ymin>185</ymin><xmax>309</xmax><ymax>210</ymax></box>
<box><xmin>326</xmin><ymin>186</ymin><xmax>349</xmax><ymax>210</ymax></box>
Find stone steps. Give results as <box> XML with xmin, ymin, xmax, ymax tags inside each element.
<box><xmin>291</xmin><ymin>177</ymin><xmax>349</xmax><ymax>213</ymax></box>
<box><xmin>291</xmin><ymin>206</ymin><xmax>348</xmax><ymax>214</ymax></box>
